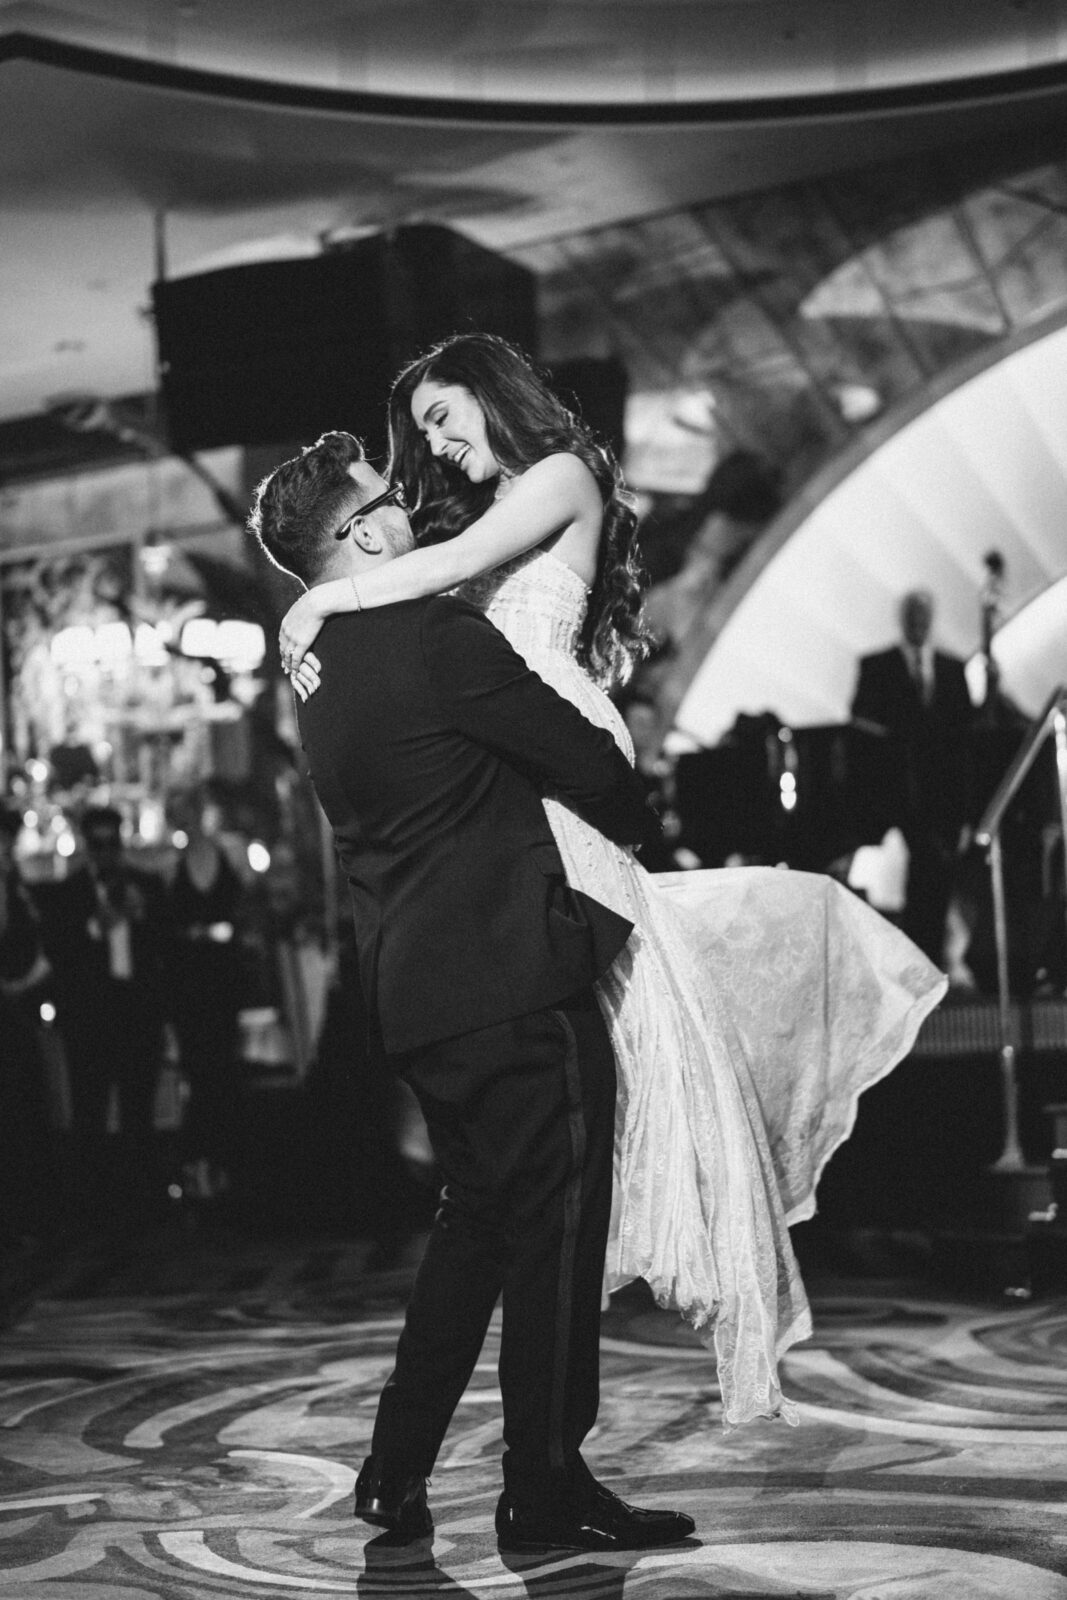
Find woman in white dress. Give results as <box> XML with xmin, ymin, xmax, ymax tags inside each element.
<box><xmin>277</xmin><ymin>334</ymin><xmax>946</xmax><ymax>1428</ymax></box>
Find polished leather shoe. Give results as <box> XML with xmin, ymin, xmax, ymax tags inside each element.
<box><xmin>496</xmin><ymin>1479</ymin><xmax>695</xmax><ymax>1552</ymax></box>
<box><xmin>353</xmin><ymin>1455</ymin><xmax>432</xmax><ymax>1538</ymax></box>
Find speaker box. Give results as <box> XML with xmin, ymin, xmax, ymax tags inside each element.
<box><xmin>153</xmin><ymin>226</ymin><xmax>538</xmax><ymax>457</ymax></box>
<box><xmin>548</xmin><ymin>356</ymin><xmax>629</xmax><ymax>460</ymax></box>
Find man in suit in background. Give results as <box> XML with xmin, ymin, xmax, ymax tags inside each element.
<box><xmin>249</xmin><ymin>432</ymin><xmax>694</xmax><ymax>1555</ymax></box>
<box><xmin>0</xmin><ymin>801</ymin><xmax>56</xmax><ymax>1253</ymax></box>
<box><xmin>35</xmin><ymin>804</ymin><xmax>170</xmax><ymax>1213</ymax></box>
<box><xmin>851</xmin><ymin>588</ymin><xmax>975</xmax><ymax>964</ymax></box>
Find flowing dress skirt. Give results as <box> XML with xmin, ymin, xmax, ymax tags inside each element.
<box><xmin>469</xmin><ymin>550</ymin><xmax>947</xmax><ymax>1425</ymax></box>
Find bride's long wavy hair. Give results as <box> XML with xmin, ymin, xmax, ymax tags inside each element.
<box><xmin>387</xmin><ymin>332</ymin><xmax>649</xmax><ymax>688</ymax></box>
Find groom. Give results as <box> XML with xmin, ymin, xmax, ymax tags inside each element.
<box><xmin>249</xmin><ymin>432</ymin><xmax>694</xmax><ymax>1553</ymax></box>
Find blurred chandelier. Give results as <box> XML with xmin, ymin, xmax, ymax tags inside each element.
<box><xmin>50</xmin><ymin>617</ymin><xmax>266</xmax><ymax>675</ymax></box>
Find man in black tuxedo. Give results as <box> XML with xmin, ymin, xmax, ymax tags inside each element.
<box><xmin>249</xmin><ymin>432</ymin><xmax>693</xmax><ymax>1554</ymax></box>
<box><xmin>34</xmin><ymin>803</ymin><xmax>171</xmax><ymax>1211</ymax></box>
<box><xmin>851</xmin><ymin>588</ymin><xmax>974</xmax><ymax>963</ymax></box>
<box><xmin>0</xmin><ymin>802</ymin><xmax>57</xmax><ymax>1249</ymax></box>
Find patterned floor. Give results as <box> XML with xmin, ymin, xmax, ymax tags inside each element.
<box><xmin>1</xmin><ymin>1223</ymin><xmax>1066</xmax><ymax>1599</ymax></box>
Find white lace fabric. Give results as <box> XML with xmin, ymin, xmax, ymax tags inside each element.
<box><xmin>460</xmin><ymin>547</ymin><xmax>947</xmax><ymax>1427</ymax></box>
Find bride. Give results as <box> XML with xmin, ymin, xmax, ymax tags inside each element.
<box><xmin>277</xmin><ymin>333</ymin><xmax>946</xmax><ymax>1428</ymax></box>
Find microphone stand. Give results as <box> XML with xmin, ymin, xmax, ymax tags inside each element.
<box><xmin>980</xmin><ymin>550</ymin><xmax>1005</xmax><ymax>728</ymax></box>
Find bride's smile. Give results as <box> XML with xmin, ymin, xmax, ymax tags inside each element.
<box><xmin>411</xmin><ymin>377</ymin><xmax>500</xmax><ymax>484</ymax></box>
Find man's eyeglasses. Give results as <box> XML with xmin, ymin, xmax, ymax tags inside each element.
<box><xmin>334</xmin><ymin>482</ymin><xmax>405</xmax><ymax>539</ymax></box>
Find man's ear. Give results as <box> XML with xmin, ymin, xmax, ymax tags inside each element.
<box><xmin>348</xmin><ymin>517</ymin><xmax>385</xmax><ymax>555</ymax></box>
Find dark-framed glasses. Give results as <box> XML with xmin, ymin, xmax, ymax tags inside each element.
<box><xmin>334</xmin><ymin>481</ymin><xmax>405</xmax><ymax>539</ymax></box>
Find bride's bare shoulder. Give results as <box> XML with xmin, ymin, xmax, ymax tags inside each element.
<box><xmin>516</xmin><ymin>452</ymin><xmax>600</xmax><ymax>501</ymax></box>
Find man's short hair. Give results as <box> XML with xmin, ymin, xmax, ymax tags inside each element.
<box><xmin>248</xmin><ymin>431</ymin><xmax>368</xmax><ymax>585</ymax></box>
<box><xmin>900</xmin><ymin>587</ymin><xmax>934</xmax><ymax>619</ymax></box>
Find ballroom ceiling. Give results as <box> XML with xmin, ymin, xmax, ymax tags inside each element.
<box><xmin>9</xmin><ymin>0</ymin><xmax>1067</xmax><ymax>106</ymax></box>
<box><xmin>5</xmin><ymin>3</ymin><xmax>1067</xmax><ymax>452</ymax></box>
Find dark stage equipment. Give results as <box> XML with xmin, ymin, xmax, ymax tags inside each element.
<box><xmin>670</xmin><ymin>717</ymin><xmax>1050</xmax><ymax>875</ymax></box>
<box><xmin>673</xmin><ymin>725</ymin><xmax>782</xmax><ymax>865</ymax></box>
<box><xmin>673</xmin><ymin>718</ymin><xmax>894</xmax><ymax>868</ymax></box>
<box><xmin>152</xmin><ymin>226</ymin><xmax>538</xmax><ymax>458</ymax></box>
<box><xmin>548</xmin><ymin>355</ymin><xmax>629</xmax><ymax>461</ymax></box>
<box><xmin>784</xmin><ymin>720</ymin><xmax>902</xmax><ymax>868</ymax></box>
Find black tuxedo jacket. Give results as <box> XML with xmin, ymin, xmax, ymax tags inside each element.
<box><xmin>851</xmin><ymin>644</ymin><xmax>974</xmax><ymax>842</ymax></box>
<box><xmin>851</xmin><ymin>644</ymin><xmax>972</xmax><ymax>739</ymax></box>
<box><xmin>34</xmin><ymin>861</ymin><xmax>170</xmax><ymax>1020</ymax></box>
<box><xmin>297</xmin><ymin>594</ymin><xmax>649</xmax><ymax>1053</ymax></box>
<box><xmin>0</xmin><ymin>868</ymin><xmax>45</xmax><ymax>988</ymax></box>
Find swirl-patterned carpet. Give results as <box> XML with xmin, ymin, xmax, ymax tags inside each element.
<box><xmin>1</xmin><ymin>1224</ymin><xmax>1065</xmax><ymax>1599</ymax></box>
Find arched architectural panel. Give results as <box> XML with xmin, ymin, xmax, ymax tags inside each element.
<box><xmin>674</xmin><ymin>317</ymin><xmax>1067</xmax><ymax>745</ymax></box>
<box><xmin>992</xmin><ymin>576</ymin><xmax>1067</xmax><ymax>712</ymax></box>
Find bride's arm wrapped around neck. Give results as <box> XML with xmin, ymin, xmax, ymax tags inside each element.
<box><xmin>281</xmin><ymin>453</ymin><xmax>598</xmax><ymax>667</ymax></box>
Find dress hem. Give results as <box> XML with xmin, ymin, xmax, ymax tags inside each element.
<box><xmin>782</xmin><ymin>969</ymin><xmax>949</xmax><ymax>1227</ymax></box>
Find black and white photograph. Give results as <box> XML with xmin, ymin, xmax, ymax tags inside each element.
<box><xmin>3</xmin><ymin>6</ymin><xmax>1067</xmax><ymax>1596</ymax></box>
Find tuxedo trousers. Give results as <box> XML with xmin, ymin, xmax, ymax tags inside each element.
<box><xmin>371</xmin><ymin>986</ymin><xmax>616</xmax><ymax>1503</ymax></box>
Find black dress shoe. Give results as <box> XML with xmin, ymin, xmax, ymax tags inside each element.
<box><xmin>495</xmin><ymin>1480</ymin><xmax>695</xmax><ymax>1552</ymax></box>
<box><xmin>353</xmin><ymin>1455</ymin><xmax>432</xmax><ymax>1538</ymax></box>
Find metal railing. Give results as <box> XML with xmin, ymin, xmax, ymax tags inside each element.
<box><xmin>974</xmin><ymin>685</ymin><xmax>1067</xmax><ymax>1173</ymax></box>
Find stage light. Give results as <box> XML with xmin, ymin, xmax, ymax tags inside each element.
<box><xmin>95</xmin><ymin>621</ymin><xmax>133</xmax><ymax>665</ymax></box>
<box><xmin>247</xmin><ymin>840</ymin><xmax>271</xmax><ymax>873</ymax></box>
<box><xmin>215</xmin><ymin>620</ymin><xmax>265</xmax><ymax>673</ymax></box>
<box><xmin>139</xmin><ymin>799</ymin><xmax>166</xmax><ymax>844</ymax></box>
<box><xmin>830</xmin><ymin>382</ymin><xmax>883</xmax><ymax>423</ymax></box>
<box><xmin>56</xmin><ymin>831</ymin><xmax>76</xmax><ymax>857</ymax></box>
<box><xmin>39</xmin><ymin>1001</ymin><xmax>56</xmax><ymax>1024</ymax></box>
<box><xmin>178</xmin><ymin>617</ymin><xmax>266</xmax><ymax>673</ymax></box>
<box><xmin>139</xmin><ymin>536</ymin><xmax>172</xmax><ymax>579</ymax></box>
<box><xmin>180</xmin><ymin>617</ymin><xmax>218</xmax><ymax>657</ymax></box>
<box><xmin>51</xmin><ymin>625</ymin><xmax>96</xmax><ymax>668</ymax></box>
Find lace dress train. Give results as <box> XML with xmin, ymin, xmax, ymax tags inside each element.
<box><xmin>462</xmin><ymin>549</ymin><xmax>947</xmax><ymax>1427</ymax></box>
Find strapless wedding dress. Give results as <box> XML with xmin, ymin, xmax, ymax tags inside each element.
<box><xmin>461</xmin><ymin>547</ymin><xmax>947</xmax><ymax>1427</ymax></box>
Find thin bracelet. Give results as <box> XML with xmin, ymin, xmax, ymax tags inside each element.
<box><xmin>349</xmin><ymin>576</ymin><xmax>362</xmax><ymax>611</ymax></box>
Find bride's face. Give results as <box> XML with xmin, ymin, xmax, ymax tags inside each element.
<box><xmin>410</xmin><ymin>379</ymin><xmax>499</xmax><ymax>484</ymax></box>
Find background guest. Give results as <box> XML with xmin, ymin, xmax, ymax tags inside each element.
<box><xmin>36</xmin><ymin>804</ymin><xmax>170</xmax><ymax>1217</ymax></box>
<box><xmin>165</xmin><ymin>783</ymin><xmax>247</xmax><ymax>1205</ymax></box>
<box><xmin>0</xmin><ymin>802</ymin><xmax>55</xmax><ymax>1265</ymax></box>
<box><xmin>850</xmin><ymin>588</ymin><xmax>975</xmax><ymax>964</ymax></box>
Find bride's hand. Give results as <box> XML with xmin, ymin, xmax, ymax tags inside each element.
<box><xmin>287</xmin><ymin>652</ymin><xmax>321</xmax><ymax>703</ymax></box>
<box><xmin>279</xmin><ymin>589</ymin><xmax>328</xmax><ymax>672</ymax></box>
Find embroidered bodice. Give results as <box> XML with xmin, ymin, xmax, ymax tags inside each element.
<box><xmin>459</xmin><ymin>546</ymin><xmax>589</xmax><ymax>662</ymax></box>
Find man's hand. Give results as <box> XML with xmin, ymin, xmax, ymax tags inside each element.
<box><xmin>635</xmin><ymin>795</ymin><xmax>666</xmax><ymax>861</ymax></box>
<box><xmin>287</xmin><ymin>652</ymin><xmax>321</xmax><ymax>704</ymax></box>
<box><xmin>279</xmin><ymin>589</ymin><xmax>329</xmax><ymax>674</ymax></box>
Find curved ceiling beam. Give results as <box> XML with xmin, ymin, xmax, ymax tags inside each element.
<box><xmin>5</xmin><ymin>8</ymin><xmax>1067</xmax><ymax>119</ymax></box>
